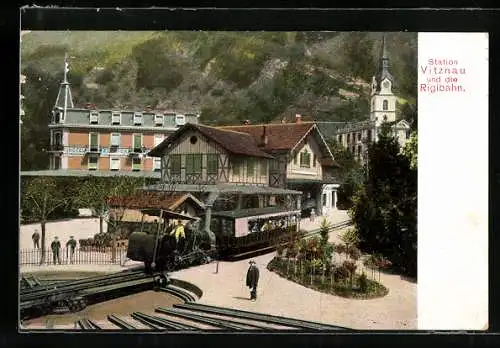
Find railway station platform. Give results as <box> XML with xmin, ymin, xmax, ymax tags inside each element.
<box><xmin>19</xmin><ymin>210</ymin><xmax>417</xmax><ymax>330</ymax></box>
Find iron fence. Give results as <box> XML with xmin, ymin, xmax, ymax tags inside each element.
<box><xmin>19</xmin><ymin>247</ymin><xmax>127</xmax><ymax>266</ymax></box>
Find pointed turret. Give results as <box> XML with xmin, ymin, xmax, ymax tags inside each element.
<box><xmin>54</xmin><ymin>53</ymin><xmax>74</xmax><ymax>115</ymax></box>
<box><xmin>374</xmin><ymin>33</ymin><xmax>394</xmax><ymax>91</ymax></box>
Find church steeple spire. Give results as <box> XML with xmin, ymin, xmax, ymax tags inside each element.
<box><xmin>381</xmin><ymin>34</ymin><xmax>389</xmax><ymax>69</ymax></box>
<box><xmin>54</xmin><ymin>53</ymin><xmax>74</xmax><ymax>118</ymax></box>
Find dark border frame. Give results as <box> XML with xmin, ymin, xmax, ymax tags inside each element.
<box><xmin>5</xmin><ymin>6</ymin><xmax>500</xmax><ymax>348</ymax></box>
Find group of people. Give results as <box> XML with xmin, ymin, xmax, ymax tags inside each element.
<box><xmin>31</xmin><ymin>230</ymin><xmax>78</xmax><ymax>264</ymax></box>
<box><xmin>248</xmin><ymin>216</ymin><xmax>298</xmax><ymax>235</ymax></box>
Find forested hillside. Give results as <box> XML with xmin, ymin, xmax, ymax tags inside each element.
<box><xmin>20</xmin><ymin>31</ymin><xmax>417</xmax><ymax>170</ymax></box>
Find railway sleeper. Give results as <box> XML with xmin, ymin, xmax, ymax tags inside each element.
<box><xmin>156</xmin><ymin>307</ymin><xmax>248</xmax><ymax>330</ymax></box>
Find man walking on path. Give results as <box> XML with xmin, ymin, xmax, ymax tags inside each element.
<box><xmin>32</xmin><ymin>230</ymin><xmax>40</xmax><ymax>249</ymax></box>
<box><xmin>246</xmin><ymin>260</ymin><xmax>260</xmax><ymax>301</ymax></box>
<box><xmin>51</xmin><ymin>236</ymin><xmax>61</xmax><ymax>265</ymax></box>
<box><xmin>66</xmin><ymin>236</ymin><xmax>77</xmax><ymax>264</ymax></box>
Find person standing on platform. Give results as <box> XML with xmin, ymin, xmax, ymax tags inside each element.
<box><xmin>66</xmin><ymin>236</ymin><xmax>77</xmax><ymax>264</ymax></box>
<box><xmin>51</xmin><ymin>236</ymin><xmax>61</xmax><ymax>265</ymax></box>
<box><xmin>32</xmin><ymin>230</ymin><xmax>40</xmax><ymax>249</ymax></box>
<box><xmin>310</xmin><ymin>208</ymin><xmax>316</xmax><ymax>222</ymax></box>
<box><xmin>246</xmin><ymin>260</ymin><xmax>260</xmax><ymax>301</ymax></box>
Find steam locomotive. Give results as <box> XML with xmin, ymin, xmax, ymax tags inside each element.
<box><xmin>126</xmin><ymin>206</ymin><xmax>301</xmax><ymax>273</ymax></box>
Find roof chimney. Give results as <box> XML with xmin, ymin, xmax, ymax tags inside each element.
<box><xmin>295</xmin><ymin>114</ymin><xmax>301</xmax><ymax>124</ymax></box>
<box><xmin>260</xmin><ymin>125</ymin><xmax>268</xmax><ymax>147</ymax></box>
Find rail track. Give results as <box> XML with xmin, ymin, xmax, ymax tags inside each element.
<box><xmin>303</xmin><ymin>219</ymin><xmax>353</xmax><ymax>239</ymax></box>
<box><xmin>65</xmin><ymin>286</ymin><xmax>350</xmax><ymax>331</ymax></box>
<box><xmin>20</xmin><ymin>269</ymin><xmax>159</xmax><ymax>320</ymax></box>
<box><xmin>20</xmin><ymin>220</ymin><xmax>353</xmax><ymax>331</ymax></box>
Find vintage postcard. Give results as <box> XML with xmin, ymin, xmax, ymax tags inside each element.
<box><xmin>18</xmin><ymin>23</ymin><xmax>487</xmax><ymax>331</ymax></box>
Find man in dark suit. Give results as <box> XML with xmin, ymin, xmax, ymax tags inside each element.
<box><xmin>246</xmin><ymin>260</ymin><xmax>260</xmax><ymax>301</ymax></box>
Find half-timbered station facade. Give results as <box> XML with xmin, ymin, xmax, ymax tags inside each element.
<box><xmin>46</xmin><ymin>54</ymin><xmax>199</xmax><ymax>174</ymax></box>
<box><xmin>219</xmin><ymin>117</ymin><xmax>341</xmax><ymax>217</ymax></box>
<box><xmin>148</xmin><ymin>119</ymin><xmax>341</xmax><ymax>217</ymax></box>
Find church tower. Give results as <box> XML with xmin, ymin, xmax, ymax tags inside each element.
<box><xmin>53</xmin><ymin>53</ymin><xmax>74</xmax><ymax>123</ymax></box>
<box><xmin>370</xmin><ymin>34</ymin><xmax>397</xmax><ymax>128</ymax></box>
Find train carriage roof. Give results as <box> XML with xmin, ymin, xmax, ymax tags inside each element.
<box><xmin>204</xmin><ymin>206</ymin><xmax>301</xmax><ymax>220</ymax></box>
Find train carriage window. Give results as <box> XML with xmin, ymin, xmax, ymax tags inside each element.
<box><xmin>220</xmin><ymin>218</ymin><xmax>234</xmax><ymax>237</ymax></box>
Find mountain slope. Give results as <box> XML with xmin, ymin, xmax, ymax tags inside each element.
<box><xmin>20</xmin><ymin>31</ymin><xmax>417</xmax><ymax>170</ymax></box>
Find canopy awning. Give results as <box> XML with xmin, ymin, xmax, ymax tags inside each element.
<box><xmin>140</xmin><ymin>209</ymin><xmax>198</xmax><ymax>220</ymax></box>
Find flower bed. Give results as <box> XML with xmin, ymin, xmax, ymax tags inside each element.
<box><xmin>267</xmin><ymin>257</ymin><xmax>388</xmax><ymax>299</ymax></box>
<box><xmin>267</xmin><ymin>219</ymin><xmax>389</xmax><ymax>299</ymax></box>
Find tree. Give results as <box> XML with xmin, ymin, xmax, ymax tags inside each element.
<box><xmin>22</xmin><ymin>177</ymin><xmax>71</xmax><ymax>264</ymax></box>
<box><xmin>339</xmin><ymin>228</ymin><xmax>360</xmax><ymax>255</ymax></box>
<box><xmin>402</xmin><ymin>131</ymin><xmax>417</xmax><ymax>170</ymax></box>
<box><xmin>75</xmin><ymin>176</ymin><xmax>140</xmax><ymax>261</ymax></box>
<box><xmin>319</xmin><ymin>217</ymin><xmax>330</xmax><ymax>248</ymax></box>
<box><xmin>327</xmin><ymin>138</ymin><xmax>364</xmax><ymax>209</ymax></box>
<box><xmin>350</xmin><ymin>122</ymin><xmax>417</xmax><ymax>277</ymax></box>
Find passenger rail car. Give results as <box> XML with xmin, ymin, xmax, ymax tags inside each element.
<box><xmin>200</xmin><ymin>206</ymin><xmax>301</xmax><ymax>258</ymax></box>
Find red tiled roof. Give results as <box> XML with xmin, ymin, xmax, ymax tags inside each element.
<box><xmin>218</xmin><ymin>122</ymin><xmax>316</xmax><ymax>152</ymax></box>
<box><xmin>105</xmin><ymin>192</ymin><xmax>205</xmax><ymax>211</ymax></box>
<box><xmin>148</xmin><ymin>123</ymin><xmax>274</xmax><ymax>159</ymax></box>
<box><xmin>321</xmin><ymin>158</ymin><xmax>341</xmax><ymax>168</ymax></box>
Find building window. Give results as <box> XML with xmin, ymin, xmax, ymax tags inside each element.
<box><xmin>134</xmin><ymin>112</ymin><xmax>143</xmax><ymax>125</ymax></box>
<box><xmin>155</xmin><ymin>114</ymin><xmax>164</xmax><ymax>126</ymax></box>
<box><xmin>367</xmin><ymin>129</ymin><xmax>372</xmax><ymax>142</ymax></box>
<box><xmin>89</xmin><ymin>111</ymin><xmax>99</xmax><ymax>124</ymax></box>
<box><xmin>260</xmin><ymin>160</ymin><xmax>268</xmax><ymax>176</ymax></box>
<box><xmin>53</xmin><ymin>156</ymin><xmax>61</xmax><ymax>170</ymax></box>
<box><xmin>383</xmin><ymin>115</ymin><xmax>387</xmax><ymax>122</ymax></box>
<box><xmin>383</xmin><ymin>100</ymin><xmax>388</xmax><ymax>111</ymax></box>
<box><xmin>133</xmin><ymin>134</ymin><xmax>142</xmax><ymax>152</ymax></box>
<box><xmin>175</xmin><ymin>114</ymin><xmax>186</xmax><ymax>126</ymax></box>
<box><xmin>322</xmin><ymin>193</ymin><xmax>327</xmax><ymax>207</ymax></box>
<box><xmin>110</xmin><ymin>157</ymin><xmax>120</xmax><ymax>171</ymax></box>
<box><xmin>313</xmin><ymin>155</ymin><xmax>316</xmax><ymax>168</ymax></box>
<box><xmin>89</xmin><ymin>133</ymin><xmax>99</xmax><ymax>152</ymax></box>
<box><xmin>111</xmin><ymin>133</ymin><xmax>120</xmax><ymax>147</ymax></box>
<box><xmin>406</xmin><ymin>130</ymin><xmax>411</xmax><ymax>139</ymax></box>
<box><xmin>351</xmin><ymin>146</ymin><xmax>355</xmax><ymax>154</ymax></box>
<box><xmin>154</xmin><ymin>134</ymin><xmax>164</xmax><ymax>147</ymax></box>
<box><xmin>247</xmin><ymin>158</ymin><xmax>255</xmax><ymax>177</ymax></box>
<box><xmin>232</xmin><ymin>159</ymin><xmax>242</xmax><ymax>176</ymax></box>
<box><xmin>358</xmin><ymin>145</ymin><xmax>362</xmax><ymax>157</ymax></box>
<box><xmin>112</xmin><ymin>111</ymin><xmax>121</xmax><ymax>125</ymax></box>
<box><xmin>88</xmin><ymin>155</ymin><xmax>98</xmax><ymax>170</ymax></box>
<box><xmin>153</xmin><ymin>158</ymin><xmax>161</xmax><ymax>172</ymax></box>
<box><xmin>170</xmin><ymin>154</ymin><xmax>181</xmax><ymax>175</ymax></box>
<box><xmin>190</xmin><ymin>136</ymin><xmax>198</xmax><ymax>145</ymax></box>
<box><xmin>207</xmin><ymin>154</ymin><xmax>218</xmax><ymax>175</ymax></box>
<box><xmin>186</xmin><ymin>154</ymin><xmax>202</xmax><ymax>174</ymax></box>
<box><xmin>357</xmin><ymin>133</ymin><xmax>361</xmax><ymax>141</ymax></box>
<box><xmin>293</xmin><ymin>154</ymin><xmax>298</xmax><ymax>165</ymax></box>
<box><xmin>347</xmin><ymin>133</ymin><xmax>351</xmax><ymax>143</ymax></box>
<box><xmin>132</xmin><ymin>157</ymin><xmax>142</xmax><ymax>171</ymax></box>
<box><xmin>337</xmin><ymin>134</ymin><xmax>342</xmax><ymax>143</ymax></box>
<box><xmin>300</xmin><ymin>150</ymin><xmax>311</xmax><ymax>168</ymax></box>
<box><xmin>164</xmin><ymin>113</ymin><xmax>176</xmax><ymax>126</ymax></box>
